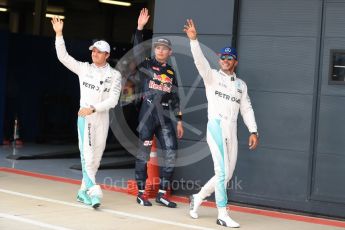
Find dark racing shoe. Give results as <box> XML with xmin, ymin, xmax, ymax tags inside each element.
<box><xmin>136</xmin><ymin>192</ymin><xmax>152</xmax><ymax>206</ymax></box>
<box><xmin>155</xmin><ymin>192</ymin><xmax>177</xmax><ymax>208</ymax></box>
<box><xmin>216</xmin><ymin>216</ymin><xmax>240</xmax><ymax>228</ymax></box>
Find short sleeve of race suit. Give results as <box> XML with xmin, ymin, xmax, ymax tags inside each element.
<box><xmin>55</xmin><ymin>36</ymin><xmax>85</xmax><ymax>76</ymax></box>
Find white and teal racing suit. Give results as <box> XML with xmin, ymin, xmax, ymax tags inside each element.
<box><xmin>190</xmin><ymin>39</ymin><xmax>258</xmax><ymax>208</ymax></box>
<box><xmin>55</xmin><ymin>36</ymin><xmax>122</xmax><ymax>198</ymax></box>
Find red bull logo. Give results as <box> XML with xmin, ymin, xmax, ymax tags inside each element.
<box><xmin>153</xmin><ymin>73</ymin><xmax>173</xmax><ymax>84</ymax></box>
<box><xmin>149</xmin><ymin>80</ymin><xmax>171</xmax><ymax>92</ymax></box>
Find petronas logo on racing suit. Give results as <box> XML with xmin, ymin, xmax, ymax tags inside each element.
<box><xmin>215</xmin><ymin>90</ymin><xmax>240</xmax><ymax>104</ymax></box>
<box><xmin>83</xmin><ymin>81</ymin><xmax>100</xmax><ymax>91</ymax></box>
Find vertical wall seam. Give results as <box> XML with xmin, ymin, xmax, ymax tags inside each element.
<box><xmin>307</xmin><ymin>0</ymin><xmax>326</xmax><ymax>201</ymax></box>
<box><xmin>232</xmin><ymin>0</ymin><xmax>240</xmax><ymax>48</ymax></box>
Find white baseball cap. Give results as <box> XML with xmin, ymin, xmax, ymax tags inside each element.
<box><xmin>89</xmin><ymin>40</ymin><xmax>110</xmax><ymax>53</ymax></box>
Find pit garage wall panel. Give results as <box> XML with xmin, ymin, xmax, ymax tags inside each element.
<box><xmin>235</xmin><ymin>0</ymin><xmax>321</xmax><ymax>206</ymax></box>
<box><xmin>237</xmin><ymin>36</ymin><xmax>318</xmax><ymax>94</ymax></box>
<box><xmin>234</xmin><ymin>92</ymin><xmax>313</xmax><ymax>203</ymax></box>
<box><xmin>312</xmin><ymin>1</ymin><xmax>345</xmax><ymax>206</ymax></box>
<box><xmin>153</xmin><ymin>0</ymin><xmax>234</xmax><ymax>35</ymax></box>
<box><xmin>238</xmin><ymin>0</ymin><xmax>321</xmax><ymax>37</ymax></box>
<box><xmin>175</xmin><ymin>87</ymin><xmax>208</xmax><ymax>142</ymax></box>
<box><xmin>237</xmin><ymin>92</ymin><xmax>314</xmax><ymax>152</ymax></box>
<box><xmin>234</xmin><ymin>147</ymin><xmax>309</xmax><ymax>202</ymax></box>
<box><xmin>234</xmin><ymin>0</ymin><xmax>345</xmax><ymax>217</ymax></box>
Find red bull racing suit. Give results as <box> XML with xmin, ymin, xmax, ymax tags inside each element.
<box><xmin>133</xmin><ymin>29</ymin><xmax>181</xmax><ymax>191</ymax></box>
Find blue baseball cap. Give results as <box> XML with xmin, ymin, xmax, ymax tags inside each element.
<box><xmin>219</xmin><ymin>47</ymin><xmax>237</xmax><ymax>60</ymax></box>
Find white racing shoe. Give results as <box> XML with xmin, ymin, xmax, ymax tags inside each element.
<box><xmin>90</xmin><ymin>196</ymin><xmax>101</xmax><ymax>209</ymax></box>
<box><xmin>189</xmin><ymin>194</ymin><xmax>203</xmax><ymax>219</ymax></box>
<box><xmin>190</xmin><ymin>210</ymin><xmax>198</xmax><ymax>219</ymax></box>
<box><xmin>216</xmin><ymin>215</ymin><xmax>240</xmax><ymax>228</ymax></box>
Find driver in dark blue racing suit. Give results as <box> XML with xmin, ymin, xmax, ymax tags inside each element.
<box><xmin>133</xmin><ymin>8</ymin><xmax>184</xmax><ymax>208</ymax></box>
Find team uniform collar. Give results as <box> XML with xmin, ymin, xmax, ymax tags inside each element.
<box><xmin>92</xmin><ymin>63</ymin><xmax>109</xmax><ymax>69</ymax></box>
<box><xmin>219</xmin><ymin>70</ymin><xmax>237</xmax><ymax>81</ymax></box>
<box><xmin>153</xmin><ymin>57</ymin><xmax>167</xmax><ymax>67</ymax></box>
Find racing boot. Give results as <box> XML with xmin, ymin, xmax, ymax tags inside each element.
<box><xmin>189</xmin><ymin>193</ymin><xmax>203</xmax><ymax>219</ymax></box>
<box><xmin>76</xmin><ymin>189</ymin><xmax>92</xmax><ymax>205</ymax></box>
<box><xmin>217</xmin><ymin>207</ymin><xmax>240</xmax><ymax>228</ymax></box>
<box><xmin>155</xmin><ymin>190</ymin><xmax>177</xmax><ymax>208</ymax></box>
<box><xmin>137</xmin><ymin>191</ymin><xmax>152</xmax><ymax>206</ymax></box>
<box><xmin>90</xmin><ymin>196</ymin><xmax>101</xmax><ymax>209</ymax></box>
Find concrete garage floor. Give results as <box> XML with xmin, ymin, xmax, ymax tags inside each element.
<box><xmin>1</xmin><ymin>144</ymin><xmax>345</xmax><ymax>230</ymax></box>
<box><xmin>0</xmin><ymin>144</ymin><xmax>134</xmax><ymax>188</ymax></box>
<box><xmin>1</xmin><ymin>170</ymin><xmax>344</xmax><ymax>230</ymax></box>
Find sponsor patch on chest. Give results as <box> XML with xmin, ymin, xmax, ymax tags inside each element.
<box><xmin>152</xmin><ymin>66</ymin><xmax>160</xmax><ymax>71</ymax></box>
<box><xmin>83</xmin><ymin>81</ymin><xmax>99</xmax><ymax>91</ymax></box>
<box><xmin>149</xmin><ymin>80</ymin><xmax>171</xmax><ymax>93</ymax></box>
<box><xmin>215</xmin><ymin>90</ymin><xmax>240</xmax><ymax>104</ymax></box>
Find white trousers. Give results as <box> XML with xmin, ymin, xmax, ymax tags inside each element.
<box><xmin>198</xmin><ymin>119</ymin><xmax>238</xmax><ymax>208</ymax></box>
<box><xmin>77</xmin><ymin>112</ymin><xmax>109</xmax><ymax>197</ymax></box>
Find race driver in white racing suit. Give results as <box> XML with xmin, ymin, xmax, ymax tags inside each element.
<box><xmin>51</xmin><ymin>17</ymin><xmax>122</xmax><ymax>208</ymax></box>
<box><xmin>184</xmin><ymin>19</ymin><xmax>259</xmax><ymax>228</ymax></box>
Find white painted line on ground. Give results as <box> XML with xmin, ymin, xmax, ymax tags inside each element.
<box><xmin>0</xmin><ymin>189</ymin><xmax>215</xmax><ymax>230</ymax></box>
<box><xmin>100</xmin><ymin>208</ymin><xmax>215</xmax><ymax>230</ymax></box>
<box><xmin>0</xmin><ymin>212</ymin><xmax>74</xmax><ymax>230</ymax></box>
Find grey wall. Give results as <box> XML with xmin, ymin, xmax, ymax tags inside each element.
<box><xmin>312</xmin><ymin>0</ymin><xmax>345</xmax><ymax>205</ymax></box>
<box><xmin>153</xmin><ymin>0</ymin><xmax>345</xmax><ymax>218</ymax></box>
<box><xmin>234</xmin><ymin>0</ymin><xmax>321</xmax><ymax>208</ymax></box>
<box><xmin>233</xmin><ymin>0</ymin><xmax>345</xmax><ymax>217</ymax></box>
